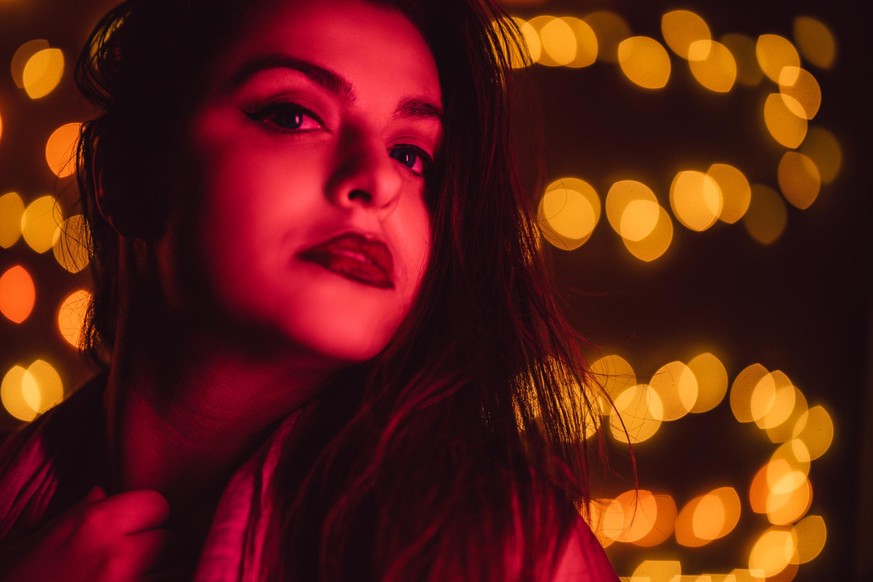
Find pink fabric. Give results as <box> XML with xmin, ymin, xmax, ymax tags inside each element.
<box><xmin>194</xmin><ymin>414</ymin><xmax>298</xmax><ymax>581</ymax></box>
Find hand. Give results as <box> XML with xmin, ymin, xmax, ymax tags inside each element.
<box><xmin>0</xmin><ymin>487</ymin><xmax>189</xmax><ymax>582</ymax></box>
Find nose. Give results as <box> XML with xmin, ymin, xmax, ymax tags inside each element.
<box><xmin>326</xmin><ymin>124</ymin><xmax>402</xmax><ymax>216</ymax></box>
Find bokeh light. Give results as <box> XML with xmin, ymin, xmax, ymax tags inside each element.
<box><xmin>631</xmin><ymin>560</ymin><xmax>681</xmax><ymax>581</ymax></box>
<box><xmin>596</xmin><ymin>497</ymin><xmax>626</xmax><ymax>545</ymax></box>
<box><xmin>0</xmin><ymin>192</ymin><xmax>26</xmax><ymax>248</ymax></box>
<box><xmin>750</xmin><ymin>449</ymin><xmax>813</xmax><ymax>525</ymax></box>
<box><xmin>751</xmin><ymin>370</ymin><xmax>796</xmax><ymax>430</ymax></box>
<box><xmin>588</xmin><ymin>498</ymin><xmax>617</xmax><ymax>548</ymax></box>
<box><xmin>768</xmin><ymin>472</ymin><xmax>812</xmax><ymax>525</ymax></box>
<box><xmin>670</xmin><ymin>170</ymin><xmax>722</xmax><ymax>232</ymax></box>
<box><xmin>748</xmin><ymin>527</ymin><xmax>797</xmax><ymax>577</ymax></box>
<box><xmin>792</xmin><ymin>405</ymin><xmax>834</xmax><ymax>461</ymax></box>
<box><xmin>619</xmin><ymin>199</ymin><xmax>660</xmax><ymax>242</ymax></box>
<box><xmin>52</xmin><ymin>214</ymin><xmax>91</xmax><ymax>274</ymax></box>
<box><xmin>45</xmin><ymin>122</ymin><xmax>82</xmax><ymax>178</ymax></box>
<box><xmin>766</xmin><ymin>386</ymin><xmax>809</xmax><ymax>443</ymax></box>
<box><xmin>742</xmin><ymin>184</ymin><xmax>788</xmax><ymax>245</ymax></box>
<box><xmin>688</xmin><ymin>40</ymin><xmax>737</xmax><ymax>93</ymax></box>
<box><xmin>590</xmin><ymin>353</ymin><xmax>636</xmax><ymax>414</ymax></box>
<box><xmin>648</xmin><ymin>361</ymin><xmax>697</xmax><ymax>421</ymax></box>
<box><xmin>730</xmin><ymin>363</ymin><xmax>769</xmax><ymax>423</ymax></box>
<box><xmin>537</xmin><ymin>177</ymin><xmax>600</xmax><ymax>250</ymax></box>
<box><xmin>583</xmin><ymin>11</ymin><xmax>631</xmax><ymax>64</ymax></box>
<box><xmin>21</xmin><ymin>195</ymin><xmax>63</xmax><ymax>253</ymax></box>
<box><xmin>606</xmin><ymin>180</ymin><xmax>657</xmax><ymax>238</ymax></box>
<box><xmin>561</xmin><ymin>17</ymin><xmax>598</xmax><ymax>68</ymax></box>
<box><xmin>538</xmin><ymin>16</ymin><xmax>578</xmax><ymax>67</ymax></box>
<box><xmin>778</xmin><ymin>67</ymin><xmax>821</xmax><ymax>120</ymax></box>
<box><xmin>721</xmin><ymin>33</ymin><xmax>764</xmax><ymax>86</ymax></box>
<box><xmin>792</xmin><ymin>514</ymin><xmax>826</xmax><ymax>564</ymax></box>
<box><xmin>686</xmin><ymin>352</ymin><xmax>728</xmax><ymax>413</ymax></box>
<box><xmin>597</xmin><ymin>490</ymin><xmax>677</xmax><ymax>546</ymax></box>
<box><xmin>11</xmin><ymin>39</ymin><xmax>50</xmax><ymax>88</ymax></box>
<box><xmin>618</xmin><ymin>36</ymin><xmax>671</xmax><ymax>89</ymax></box>
<box><xmin>661</xmin><ymin>10</ymin><xmax>711</xmax><ymax>60</ymax></box>
<box><xmin>615</xmin><ymin>489</ymin><xmax>658</xmax><ymax>543</ymax></box>
<box><xmin>1</xmin><ymin>366</ymin><xmax>32</xmax><ymax>421</ymax></box>
<box><xmin>676</xmin><ymin>486</ymin><xmax>741</xmax><ymax>546</ymax></box>
<box><xmin>57</xmin><ymin>289</ymin><xmax>91</xmax><ymax>348</ymax></box>
<box><xmin>0</xmin><ymin>360</ymin><xmax>64</xmax><ymax>422</ymax></box>
<box><xmin>764</xmin><ymin>93</ymin><xmax>808</xmax><ymax>149</ymax></box>
<box><xmin>799</xmin><ymin>127</ymin><xmax>842</xmax><ymax>185</ymax></box>
<box><xmin>792</xmin><ymin>16</ymin><xmax>836</xmax><ymax>70</ymax></box>
<box><xmin>622</xmin><ymin>205</ymin><xmax>674</xmax><ymax>262</ymax></box>
<box><xmin>22</xmin><ymin>47</ymin><xmax>65</xmax><ymax>99</ymax></box>
<box><xmin>755</xmin><ymin>34</ymin><xmax>800</xmax><ymax>83</ymax></box>
<box><xmin>706</xmin><ymin>164</ymin><xmax>751</xmax><ymax>224</ymax></box>
<box><xmin>0</xmin><ymin>265</ymin><xmax>36</xmax><ymax>324</ymax></box>
<box><xmin>24</xmin><ymin>359</ymin><xmax>64</xmax><ymax>415</ymax></box>
<box><xmin>778</xmin><ymin>151</ymin><xmax>820</xmax><ymax>210</ymax></box>
<box><xmin>769</xmin><ymin>440</ymin><xmax>812</xmax><ymax>485</ymax></box>
<box><xmin>609</xmin><ymin>384</ymin><xmax>663</xmax><ymax>443</ymax></box>
<box><xmin>0</xmin><ymin>107</ymin><xmax>3</xmax><ymax>143</ymax></box>
<box><xmin>635</xmin><ymin>494</ymin><xmax>677</xmax><ymax>547</ymax></box>
<box><xmin>527</xmin><ymin>16</ymin><xmax>565</xmax><ymax>67</ymax></box>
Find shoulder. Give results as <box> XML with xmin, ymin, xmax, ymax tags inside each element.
<box><xmin>551</xmin><ymin>515</ymin><xmax>618</xmax><ymax>582</ymax></box>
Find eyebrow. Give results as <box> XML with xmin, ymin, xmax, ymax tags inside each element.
<box><xmin>229</xmin><ymin>53</ymin><xmax>444</xmax><ymax>124</ymax></box>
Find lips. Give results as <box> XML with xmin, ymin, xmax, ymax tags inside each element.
<box><xmin>298</xmin><ymin>232</ymin><xmax>395</xmax><ymax>289</ymax></box>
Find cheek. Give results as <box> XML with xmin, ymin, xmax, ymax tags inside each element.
<box><xmin>190</xmin><ymin>145</ymin><xmax>322</xmax><ymax>313</ymax></box>
<box><xmin>394</xmin><ymin>196</ymin><xmax>433</xmax><ymax>297</ymax></box>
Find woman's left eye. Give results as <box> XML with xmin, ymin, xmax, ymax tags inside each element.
<box><xmin>389</xmin><ymin>145</ymin><xmax>433</xmax><ymax>177</ymax></box>
<box><xmin>248</xmin><ymin>102</ymin><xmax>323</xmax><ymax>132</ymax></box>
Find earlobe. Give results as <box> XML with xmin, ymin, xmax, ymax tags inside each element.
<box><xmin>94</xmin><ymin>165</ymin><xmax>157</xmax><ymax>239</ymax></box>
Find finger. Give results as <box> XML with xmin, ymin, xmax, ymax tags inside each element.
<box><xmin>116</xmin><ymin>528</ymin><xmax>178</xmax><ymax>578</ymax></box>
<box><xmin>89</xmin><ymin>490</ymin><xmax>171</xmax><ymax>533</ymax></box>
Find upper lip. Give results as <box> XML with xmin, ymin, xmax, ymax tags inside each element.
<box><xmin>298</xmin><ymin>231</ymin><xmax>395</xmax><ymax>285</ymax></box>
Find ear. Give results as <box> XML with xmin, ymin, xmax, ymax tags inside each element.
<box><xmin>94</xmin><ymin>164</ymin><xmax>159</xmax><ymax>239</ymax></box>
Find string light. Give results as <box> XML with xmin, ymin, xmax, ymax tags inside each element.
<box><xmin>510</xmin><ymin>12</ymin><xmax>836</xmax><ymax>259</ymax></box>
<box><xmin>585</xmin><ymin>353</ymin><xmax>830</xmax><ymax>579</ymax></box>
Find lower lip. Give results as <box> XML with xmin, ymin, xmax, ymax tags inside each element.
<box><xmin>299</xmin><ymin>250</ymin><xmax>394</xmax><ymax>289</ymax></box>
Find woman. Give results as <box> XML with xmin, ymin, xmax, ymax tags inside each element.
<box><xmin>0</xmin><ymin>0</ymin><xmax>618</xmax><ymax>579</ymax></box>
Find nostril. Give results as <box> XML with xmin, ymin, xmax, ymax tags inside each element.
<box><xmin>348</xmin><ymin>189</ymin><xmax>372</xmax><ymax>203</ymax></box>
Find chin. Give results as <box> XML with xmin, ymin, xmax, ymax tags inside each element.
<box><xmin>288</xmin><ymin>323</ymin><xmax>395</xmax><ymax>364</ymax></box>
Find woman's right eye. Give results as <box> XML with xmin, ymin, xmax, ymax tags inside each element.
<box><xmin>247</xmin><ymin>102</ymin><xmax>323</xmax><ymax>132</ymax></box>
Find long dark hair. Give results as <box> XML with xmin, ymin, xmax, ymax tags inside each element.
<box><xmin>75</xmin><ymin>1</ymin><xmax>603</xmax><ymax>580</ymax></box>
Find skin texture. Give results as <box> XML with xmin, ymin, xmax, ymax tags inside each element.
<box><xmin>174</xmin><ymin>0</ymin><xmax>440</xmax><ymax>363</ymax></box>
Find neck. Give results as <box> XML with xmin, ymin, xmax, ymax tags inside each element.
<box><xmin>104</xmin><ymin>310</ymin><xmax>340</xmax><ymax>547</ymax></box>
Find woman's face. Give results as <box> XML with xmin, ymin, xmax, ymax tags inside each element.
<box><xmin>176</xmin><ymin>0</ymin><xmax>441</xmax><ymax>362</ymax></box>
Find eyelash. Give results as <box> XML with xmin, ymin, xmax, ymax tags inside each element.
<box><xmin>247</xmin><ymin>102</ymin><xmax>434</xmax><ymax>178</ymax></box>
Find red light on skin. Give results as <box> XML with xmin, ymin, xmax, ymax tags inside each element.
<box><xmin>299</xmin><ymin>231</ymin><xmax>395</xmax><ymax>289</ymax></box>
<box><xmin>177</xmin><ymin>0</ymin><xmax>443</xmax><ymax>363</ymax></box>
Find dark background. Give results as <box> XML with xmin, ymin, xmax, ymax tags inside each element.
<box><xmin>1</xmin><ymin>0</ymin><xmax>869</xmax><ymax>579</ymax></box>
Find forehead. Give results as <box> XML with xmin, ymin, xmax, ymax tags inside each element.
<box><xmin>211</xmin><ymin>0</ymin><xmax>441</xmax><ymax>103</ymax></box>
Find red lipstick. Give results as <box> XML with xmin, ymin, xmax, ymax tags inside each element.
<box><xmin>299</xmin><ymin>232</ymin><xmax>395</xmax><ymax>289</ymax></box>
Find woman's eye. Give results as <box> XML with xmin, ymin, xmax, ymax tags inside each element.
<box><xmin>248</xmin><ymin>103</ymin><xmax>322</xmax><ymax>132</ymax></box>
<box><xmin>389</xmin><ymin>145</ymin><xmax>433</xmax><ymax>177</ymax></box>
